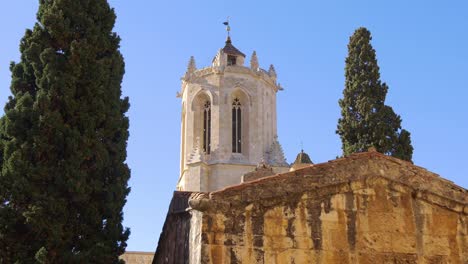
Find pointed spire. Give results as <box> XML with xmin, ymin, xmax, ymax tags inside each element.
<box><xmin>184</xmin><ymin>56</ymin><xmax>196</xmax><ymax>80</ymax></box>
<box><xmin>265</xmin><ymin>136</ymin><xmax>288</xmax><ymax>167</ymax></box>
<box><xmin>268</xmin><ymin>64</ymin><xmax>277</xmax><ymax>80</ymax></box>
<box><xmin>250</xmin><ymin>51</ymin><xmax>259</xmax><ymax>70</ymax></box>
<box><xmin>187</xmin><ymin>56</ymin><xmax>196</xmax><ymax>73</ymax></box>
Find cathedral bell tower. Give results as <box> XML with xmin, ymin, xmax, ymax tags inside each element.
<box><xmin>177</xmin><ymin>35</ymin><xmax>289</xmax><ymax>192</ymax></box>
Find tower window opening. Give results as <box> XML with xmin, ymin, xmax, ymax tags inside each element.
<box><xmin>232</xmin><ymin>98</ymin><xmax>242</xmax><ymax>153</ymax></box>
<box><xmin>227</xmin><ymin>55</ymin><xmax>237</xmax><ymax>66</ymax></box>
<box><xmin>203</xmin><ymin>101</ymin><xmax>211</xmax><ymax>154</ymax></box>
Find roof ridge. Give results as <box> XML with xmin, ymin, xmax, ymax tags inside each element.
<box><xmin>209</xmin><ymin>151</ymin><xmax>466</xmax><ymax>205</ymax></box>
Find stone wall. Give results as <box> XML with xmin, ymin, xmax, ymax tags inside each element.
<box><xmin>157</xmin><ymin>152</ymin><xmax>467</xmax><ymax>263</ymax></box>
<box><xmin>189</xmin><ymin>152</ymin><xmax>467</xmax><ymax>264</ymax></box>
<box><xmin>197</xmin><ymin>180</ymin><xmax>466</xmax><ymax>263</ymax></box>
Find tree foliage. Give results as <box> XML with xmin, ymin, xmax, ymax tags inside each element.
<box><xmin>337</xmin><ymin>27</ymin><xmax>413</xmax><ymax>161</ymax></box>
<box><xmin>0</xmin><ymin>0</ymin><xmax>130</xmax><ymax>262</ymax></box>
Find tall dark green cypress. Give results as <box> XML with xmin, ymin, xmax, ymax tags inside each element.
<box><xmin>0</xmin><ymin>0</ymin><xmax>130</xmax><ymax>262</ymax></box>
<box><xmin>337</xmin><ymin>27</ymin><xmax>413</xmax><ymax>161</ymax></box>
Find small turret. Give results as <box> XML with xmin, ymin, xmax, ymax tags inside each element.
<box><xmin>222</xmin><ymin>36</ymin><xmax>245</xmax><ymax>66</ymax></box>
<box><xmin>290</xmin><ymin>149</ymin><xmax>313</xmax><ymax>171</ymax></box>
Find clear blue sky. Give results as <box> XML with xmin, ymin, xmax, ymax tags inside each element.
<box><xmin>1</xmin><ymin>0</ymin><xmax>467</xmax><ymax>252</ymax></box>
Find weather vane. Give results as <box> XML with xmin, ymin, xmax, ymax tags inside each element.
<box><xmin>223</xmin><ymin>16</ymin><xmax>231</xmax><ymax>37</ymax></box>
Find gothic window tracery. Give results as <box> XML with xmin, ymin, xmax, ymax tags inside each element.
<box><xmin>232</xmin><ymin>98</ymin><xmax>242</xmax><ymax>153</ymax></box>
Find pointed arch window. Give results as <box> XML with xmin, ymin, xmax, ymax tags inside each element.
<box><xmin>203</xmin><ymin>101</ymin><xmax>211</xmax><ymax>154</ymax></box>
<box><xmin>232</xmin><ymin>98</ymin><xmax>242</xmax><ymax>153</ymax></box>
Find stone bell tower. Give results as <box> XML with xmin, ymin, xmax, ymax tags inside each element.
<box><xmin>176</xmin><ymin>36</ymin><xmax>289</xmax><ymax>192</ymax></box>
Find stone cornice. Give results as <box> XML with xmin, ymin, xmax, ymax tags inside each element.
<box><xmin>181</xmin><ymin>65</ymin><xmax>281</xmax><ymax>92</ymax></box>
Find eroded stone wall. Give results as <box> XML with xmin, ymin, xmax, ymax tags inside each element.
<box><xmin>159</xmin><ymin>152</ymin><xmax>467</xmax><ymax>263</ymax></box>
<box><xmin>198</xmin><ymin>178</ymin><xmax>467</xmax><ymax>263</ymax></box>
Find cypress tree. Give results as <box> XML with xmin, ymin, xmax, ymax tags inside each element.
<box><xmin>0</xmin><ymin>0</ymin><xmax>130</xmax><ymax>263</ymax></box>
<box><xmin>337</xmin><ymin>27</ymin><xmax>413</xmax><ymax>161</ymax></box>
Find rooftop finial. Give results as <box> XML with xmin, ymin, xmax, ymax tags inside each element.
<box><xmin>223</xmin><ymin>17</ymin><xmax>231</xmax><ymax>39</ymax></box>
